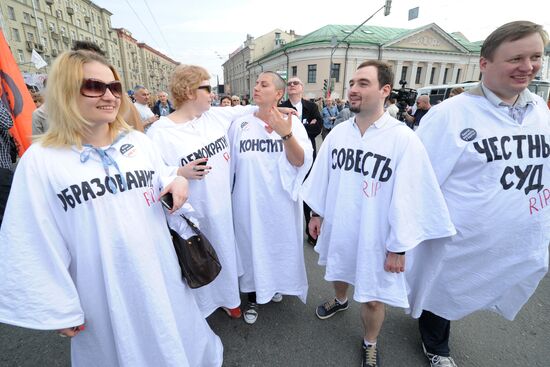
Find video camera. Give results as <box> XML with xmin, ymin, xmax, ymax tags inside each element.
<box><xmin>390</xmin><ymin>80</ymin><xmax>417</xmax><ymax>122</ymax></box>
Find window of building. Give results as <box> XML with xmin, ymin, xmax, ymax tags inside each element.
<box><xmin>12</xmin><ymin>28</ymin><xmax>21</xmax><ymax>42</ymax></box>
<box><xmin>455</xmin><ymin>69</ymin><xmax>462</xmax><ymax>83</ymax></box>
<box><xmin>331</xmin><ymin>63</ymin><xmax>341</xmax><ymax>82</ymax></box>
<box><xmin>443</xmin><ymin>67</ymin><xmax>449</xmax><ymax>84</ymax></box>
<box><xmin>430</xmin><ymin>67</ymin><xmax>436</xmax><ymax>84</ymax></box>
<box><xmin>23</xmin><ymin>12</ymin><xmax>31</xmax><ymax>24</ymax></box>
<box><xmin>41</xmin><ymin>37</ymin><xmax>48</xmax><ymax>47</ymax></box>
<box><xmin>56</xmin><ymin>10</ymin><xmax>63</xmax><ymax>20</ymax></box>
<box><xmin>307</xmin><ymin>64</ymin><xmax>317</xmax><ymax>83</ymax></box>
<box><xmin>291</xmin><ymin>66</ymin><xmax>297</xmax><ymax>77</ymax></box>
<box><xmin>27</xmin><ymin>32</ymin><xmax>34</xmax><ymax>42</ymax></box>
<box><xmin>7</xmin><ymin>6</ymin><xmax>16</xmax><ymax>20</ymax></box>
<box><xmin>17</xmin><ymin>49</ymin><xmax>24</xmax><ymax>62</ymax></box>
<box><xmin>400</xmin><ymin>66</ymin><xmax>408</xmax><ymax>83</ymax></box>
<box><xmin>77</xmin><ymin>19</ymin><xmax>81</xmax><ymax>28</ymax></box>
<box><xmin>33</xmin><ymin>0</ymin><xmax>41</xmax><ymax>10</ymax></box>
<box><xmin>61</xmin><ymin>26</ymin><xmax>66</xmax><ymax>36</ymax></box>
<box><xmin>415</xmin><ymin>67</ymin><xmax>423</xmax><ymax>84</ymax></box>
<box><xmin>37</xmin><ymin>18</ymin><xmax>44</xmax><ymax>30</ymax></box>
<box><xmin>49</xmin><ymin>22</ymin><xmax>56</xmax><ymax>32</ymax></box>
<box><xmin>71</xmin><ymin>30</ymin><xmax>76</xmax><ymax>40</ymax></box>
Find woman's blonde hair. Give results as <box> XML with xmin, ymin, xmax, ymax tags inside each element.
<box><xmin>169</xmin><ymin>64</ymin><xmax>210</xmax><ymax>109</ymax></box>
<box><xmin>39</xmin><ymin>50</ymin><xmax>131</xmax><ymax>148</ymax></box>
<box><xmin>123</xmin><ymin>97</ymin><xmax>144</xmax><ymax>132</ymax></box>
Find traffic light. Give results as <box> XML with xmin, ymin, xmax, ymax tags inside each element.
<box><xmin>384</xmin><ymin>0</ymin><xmax>392</xmax><ymax>16</ymax></box>
<box><xmin>323</xmin><ymin>79</ymin><xmax>328</xmax><ymax>92</ymax></box>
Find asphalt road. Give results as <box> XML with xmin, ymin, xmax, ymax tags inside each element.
<box><xmin>1</xmin><ymin>241</ymin><xmax>549</xmax><ymax>367</ymax></box>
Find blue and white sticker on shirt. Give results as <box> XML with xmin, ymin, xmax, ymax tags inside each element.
<box><xmin>460</xmin><ymin>128</ymin><xmax>477</xmax><ymax>142</ymax></box>
<box><xmin>120</xmin><ymin>143</ymin><xmax>137</xmax><ymax>157</ymax></box>
<box><xmin>240</xmin><ymin>121</ymin><xmax>249</xmax><ymax>131</ymax></box>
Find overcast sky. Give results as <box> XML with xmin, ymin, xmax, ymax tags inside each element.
<box><xmin>92</xmin><ymin>0</ymin><xmax>550</xmax><ymax>84</ymax></box>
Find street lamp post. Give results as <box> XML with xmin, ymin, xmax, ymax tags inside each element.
<box><xmin>327</xmin><ymin>0</ymin><xmax>392</xmax><ymax>97</ymax></box>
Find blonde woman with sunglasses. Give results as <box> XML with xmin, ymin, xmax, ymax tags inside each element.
<box><xmin>0</xmin><ymin>51</ymin><xmax>222</xmax><ymax>367</ymax></box>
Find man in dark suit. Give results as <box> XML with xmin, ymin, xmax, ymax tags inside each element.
<box><xmin>279</xmin><ymin>77</ymin><xmax>323</xmax><ymax>245</ymax></box>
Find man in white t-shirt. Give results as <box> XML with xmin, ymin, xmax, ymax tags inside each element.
<box><xmin>408</xmin><ymin>21</ymin><xmax>550</xmax><ymax>367</ymax></box>
<box><xmin>133</xmin><ymin>86</ymin><xmax>158</xmax><ymax>130</ymax></box>
<box><xmin>303</xmin><ymin>61</ymin><xmax>455</xmax><ymax>367</ymax></box>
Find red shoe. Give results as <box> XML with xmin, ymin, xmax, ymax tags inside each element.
<box><xmin>222</xmin><ymin>307</ymin><xmax>242</xmax><ymax>319</ymax></box>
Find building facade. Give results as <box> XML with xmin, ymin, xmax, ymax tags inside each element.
<box><xmin>1</xmin><ymin>0</ymin><xmax>177</xmax><ymax>92</ymax></box>
<box><xmin>223</xmin><ymin>29</ymin><xmax>298</xmax><ymax>97</ymax></box>
<box><xmin>138</xmin><ymin>42</ymin><xmax>178</xmax><ymax>94</ymax></box>
<box><xmin>224</xmin><ymin>23</ymin><xmax>488</xmax><ymax>100</ymax></box>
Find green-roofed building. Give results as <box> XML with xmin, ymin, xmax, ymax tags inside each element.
<box><xmin>223</xmin><ymin>23</ymin><xmax>484</xmax><ymax>100</ymax></box>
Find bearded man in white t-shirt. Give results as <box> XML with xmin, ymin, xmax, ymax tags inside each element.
<box><xmin>303</xmin><ymin>60</ymin><xmax>455</xmax><ymax>367</ymax></box>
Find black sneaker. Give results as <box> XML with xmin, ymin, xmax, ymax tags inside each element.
<box><xmin>361</xmin><ymin>343</ymin><xmax>380</xmax><ymax>367</ymax></box>
<box><xmin>315</xmin><ymin>298</ymin><xmax>349</xmax><ymax>319</ymax></box>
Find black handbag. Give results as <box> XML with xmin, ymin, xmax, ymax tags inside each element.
<box><xmin>169</xmin><ymin>214</ymin><xmax>222</xmax><ymax>289</ymax></box>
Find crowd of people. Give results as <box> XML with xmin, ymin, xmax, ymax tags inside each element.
<box><xmin>0</xmin><ymin>20</ymin><xmax>549</xmax><ymax>367</ymax></box>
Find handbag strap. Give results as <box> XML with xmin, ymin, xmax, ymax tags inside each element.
<box><xmin>179</xmin><ymin>213</ymin><xmax>201</xmax><ymax>236</ymax></box>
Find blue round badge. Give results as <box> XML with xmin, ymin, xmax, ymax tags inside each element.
<box><xmin>460</xmin><ymin>128</ymin><xmax>477</xmax><ymax>142</ymax></box>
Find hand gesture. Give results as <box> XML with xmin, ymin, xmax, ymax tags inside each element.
<box><xmin>177</xmin><ymin>158</ymin><xmax>211</xmax><ymax>180</ymax></box>
<box><xmin>384</xmin><ymin>252</ymin><xmax>405</xmax><ymax>273</ymax></box>
<box><xmin>308</xmin><ymin>216</ymin><xmax>322</xmax><ymax>239</ymax></box>
<box><xmin>264</xmin><ymin>106</ymin><xmax>292</xmax><ymax>137</ymax></box>
<box><xmin>159</xmin><ymin>176</ymin><xmax>188</xmax><ymax>214</ymax></box>
<box><xmin>57</xmin><ymin>324</ymin><xmax>85</xmax><ymax>338</ymax></box>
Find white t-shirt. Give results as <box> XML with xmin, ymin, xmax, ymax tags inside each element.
<box><xmin>229</xmin><ymin>112</ymin><xmax>313</xmax><ymax>304</ymax></box>
<box><xmin>0</xmin><ymin>131</ymin><xmax>223</xmax><ymax>367</ymax></box>
<box><xmin>134</xmin><ymin>102</ymin><xmax>155</xmax><ymax>121</ymax></box>
<box><xmin>147</xmin><ymin>105</ymin><xmax>256</xmax><ymax>316</ymax></box>
<box><xmin>291</xmin><ymin>99</ymin><xmax>303</xmax><ymax>120</ymax></box>
<box><xmin>407</xmin><ymin>91</ymin><xmax>550</xmax><ymax>320</ymax></box>
<box><xmin>386</xmin><ymin>103</ymin><xmax>399</xmax><ymax>118</ymax></box>
<box><xmin>302</xmin><ymin>114</ymin><xmax>455</xmax><ymax>307</ymax></box>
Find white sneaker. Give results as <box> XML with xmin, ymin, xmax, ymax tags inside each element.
<box><xmin>243</xmin><ymin>302</ymin><xmax>258</xmax><ymax>324</ymax></box>
<box><xmin>271</xmin><ymin>293</ymin><xmax>283</xmax><ymax>303</ymax></box>
<box><xmin>422</xmin><ymin>343</ymin><xmax>457</xmax><ymax>367</ymax></box>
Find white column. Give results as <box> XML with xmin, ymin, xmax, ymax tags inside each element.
<box><xmin>424</xmin><ymin>62</ymin><xmax>433</xmax><ymax>86</ymax></box>
<box><xmin>450</xmin><ymin>64</ymin><xmax>459</xmax><ymax>84</ymax></box>
<box><xmin>410</xmin><ymin>61</ymin><xmax>418</xmax><ymax>87</ymax></box>
<box><xmin>394</xmin><ymin>60</ymin><xmax>403</xmax><ymax>89</ymax></box>
<box><xmin>437</xmin><ymin>63</ymin><xmax>447</xmax><ymax>85</ymax></box>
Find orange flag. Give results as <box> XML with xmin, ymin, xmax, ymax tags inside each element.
<box><xmin>0</xmin><ymin>28</ymin><xmax>34</xmax><ymax>155</ymax></box>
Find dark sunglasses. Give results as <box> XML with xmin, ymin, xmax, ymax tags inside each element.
<box><xmin>80</xmin><ymin>79</ymin><xmax>123</xmax><ymax>98</ymax></box>
<box><xmin>287</xmin><ymin>81</ymin><xmax>301</xmax><ymax>86</ymax></box>
<box><xmin>197</xmin><ymin>85</ymin><xmax>212</xmax><ymax>93</ymax></box>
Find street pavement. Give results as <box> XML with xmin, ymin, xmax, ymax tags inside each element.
<box><xmin>1</xmin><ymin>241</ymin><xmax>549</xmax><ymax>367</ymax></box>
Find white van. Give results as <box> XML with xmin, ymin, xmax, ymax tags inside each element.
<box><xmin>415</xmin><ymin>82</ymin><xmax>478</xmax><ymax>105</ymax></box>
<box><xmin>416</xmin><ymin>80</ymin><xmax>550</xmax><ymax>105</ymax></box>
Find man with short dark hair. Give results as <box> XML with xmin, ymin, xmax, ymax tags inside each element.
<box><xmin>408</xmin><ymin>21</ymin><xmax>550</xmax><ymax>367</ymax></box>
<box><xmin>72</xmin><ymin>40</ymin><xmax>106</xmax><ymax>56</ymax></box>
<box><xmin>302</xmin><ymin>60</ymin><xmax>455</xmax><ymax>367</ymax></box>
